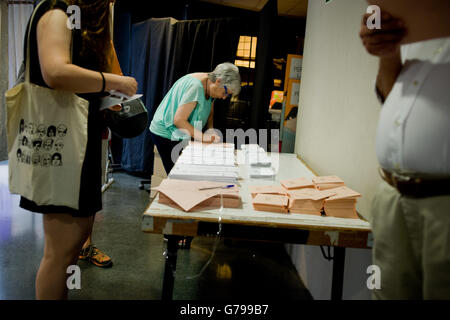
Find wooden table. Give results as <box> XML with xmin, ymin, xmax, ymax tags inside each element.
<box><xmin>142</xmin><ymin>152</ymin><xmax>372</xmax><ymax>300</ymax></box>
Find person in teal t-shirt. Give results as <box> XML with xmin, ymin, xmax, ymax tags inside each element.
<box><xmin>150</xmin><ymin>62</ymin><xmax>241</xmax><ymax>175</ymax></box>
<box><xmin>150</xmin><ymin>62</ymin><xmax>240</xmax><ymax>249</ymax></box>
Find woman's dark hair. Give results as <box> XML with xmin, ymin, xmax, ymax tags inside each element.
<box><xmin>64</xmin><ymin>0</ymin><xmax>112</xmax><ymax>72</ymax></box>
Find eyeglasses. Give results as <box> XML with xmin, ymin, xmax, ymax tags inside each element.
<box><xmin>224</xmin><ymin>85</ymin><xmax>232</xmax><ymax>98</ymax></box>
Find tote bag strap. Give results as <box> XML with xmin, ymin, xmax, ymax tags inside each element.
<box><xmin>24</xmin><ymin>1</ymin><xmax>73</xmax><ymax>84</ymax></box>
<box><xmin>24</xmin><ymin>0</ymin><xmax>46</xmax><ymax>84</ymax></box>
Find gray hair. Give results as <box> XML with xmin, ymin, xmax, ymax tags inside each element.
<box><xmin>208</xmin><ymin>62</ymin><xmax>241</xmax><ymax>96</ymax></box>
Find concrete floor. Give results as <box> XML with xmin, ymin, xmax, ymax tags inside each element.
<box><xmin>0</xmin><ymin>161</ymin><xmax>312</xmax><ymax>300</ymax></box>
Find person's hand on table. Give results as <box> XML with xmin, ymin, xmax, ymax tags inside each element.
<box><xmin>202</xmin><ymin>133</ymin><xmax>221</xmax><ymax>144</ymax></box>
<box><xmin>359</xmin><ymin>11</ymin><xmax>406</xmax><ymax>58</ymax></box>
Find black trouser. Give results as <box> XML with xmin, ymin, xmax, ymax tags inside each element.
<box><xmin>150</xmin><ymin>131</ymin><xmax>193</xmax><ymax>248</ymax></box>
<box><xmin>150</xmin><ymin>131</ymin><xmax>186</xmax><ymax>175</ymax></box>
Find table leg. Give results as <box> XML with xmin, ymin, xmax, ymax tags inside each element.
<box><xmin>331</xmin><ymin>247</ymin><xmax>346</xmax><ymax>300</ymax></box>
<box><xmin>162</xmin><ymin>235</ymin><xmax>182</xmax><ymax>300</ymax></box>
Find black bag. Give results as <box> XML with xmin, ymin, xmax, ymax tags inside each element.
<box><xmin>103</xmin><ymin>98</ymin><xmax>148</xmax><ymax>139</ymax></box>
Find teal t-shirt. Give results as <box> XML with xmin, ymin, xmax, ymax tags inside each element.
<box><xmin>150</xmin><ymin>75</ymin><xmax>213</xmax><ymax>140</ymax></box>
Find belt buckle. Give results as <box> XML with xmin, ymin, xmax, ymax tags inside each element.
<box><xmin>391</xmin><ymin>172</ymin><xmax>413</xmax><ymax>188</ymax></box>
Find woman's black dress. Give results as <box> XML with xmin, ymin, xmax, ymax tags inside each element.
<box><xmin>19</xmin><ymin>0</ymin><xmax>105</xmax><ymax>217</ymax></box>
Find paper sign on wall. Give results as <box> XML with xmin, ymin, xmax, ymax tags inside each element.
<box><xmin>289</xmin><ymin>58</ymin><xmax>302</xmax><ymax>80</ymax></box>
<box><xmin>289</xmin><ymin>82</ymin><xmax>300</xmax><ymax>106</ymax></box>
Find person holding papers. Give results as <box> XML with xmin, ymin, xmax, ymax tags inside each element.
<box><xmin>360</xmin><ymin>0</ymin><xmax>450</xmax><ymax>299</ymax></box>
<box><xmin>149</xmin><ymin>62</ymin><xmax>241</xmax><ymax>175</ymax></box>
<box><xmin>17</xmin><ymin>0</ymin><xmax>137</xmax><ymax>299</ymax></box>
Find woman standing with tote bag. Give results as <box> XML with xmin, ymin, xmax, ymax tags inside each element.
<box><xmin>11</xmin><ymin>0</ymin><xmax>137</xmax><ymax>299</ymax></box>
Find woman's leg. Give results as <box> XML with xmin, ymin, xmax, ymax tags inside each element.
<box><xmin>82</xmin><ymin>235</ymin><xmax>92</xmax><ymax>248</ymax></box>
<box><xmin>36</xmin><ymin>213</ymin><xmax>94</xmax><ymax>300</ymax></box>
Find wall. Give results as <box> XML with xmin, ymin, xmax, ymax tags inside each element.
<box><xmin>286</xmin><ymin>0</ymin><xmax>383</xmax><ymax>299</ymax></box>
<box><xmin>0</xmin><ymin>0</ymin><xmax>9</xmax><ymax>161</ymax></box>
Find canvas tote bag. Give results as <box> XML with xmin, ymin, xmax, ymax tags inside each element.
<box><xmin>5</xmin><ymin>1</ymin><xmax>89</xmax><ymax>210</ymax></box>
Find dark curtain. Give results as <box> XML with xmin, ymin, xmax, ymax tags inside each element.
<box><xmin>111</xmin><ymin>12</ymin><xmax>131</xmax><ymax>166</ymax></box>
<box><xmin>114</xmin><ymin>17</ymin><xmax>240</xmax><ymax>176</ymax></box>
<box><xmin>251</xmin><ymin>0</ymin><xmax>278</xmax><ymax>131</ymax></box>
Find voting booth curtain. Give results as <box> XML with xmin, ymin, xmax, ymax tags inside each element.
<box><xmin>113</xmin><ymin>16</ymin><xmax>240</xmax><ymax>176</ymax></box>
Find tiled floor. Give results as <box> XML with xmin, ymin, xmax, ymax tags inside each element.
<box><xmin>0</xmin><ymin>161</ymin><xmax>312</xmax><ymax>300</ymax></box>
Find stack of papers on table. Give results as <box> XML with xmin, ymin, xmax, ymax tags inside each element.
<box><xmin>169</xmin><ymin>164</ymin><xmax>239</xmax><ymax>183</ymax></box>
<box><xmin>248</xmin><ymin>167</ymin><xmax>276</xmax><ymax>179</ymax></box>
<box><xmin>176</xmin><ymin>155</ymin><xmax>235</xmax><ymax>166</ymax></box>
<box><xmin>169</xmin><ymin>142</ymin><xmax>239</xmax><ymax>183</ymax></box>
<box><xmin>189</xmin><ymin>141</ymin><xmax>234</xmax><ymax>149</ymax></box>
<box><xmin>248</xmin><ymin>178</ymin><xmax>363</xmax><ymax>218</ymax></box>
<box><xmin>241</xmin><ymin>144</ymin><xmax>272</xmax><ymax>167</ymax></box>
<box><xmin>312</xmin><ymin>175</ymin><xmax>345</xmax><ymax>190</ymax></box>
<box><xmin>248</xmin><ymin>152</ymin><xmax>272</xmax><ymax>167</ymax></box>
<box><xmin>154</xmin><ymin>179</ymin><xmax>241</xmax><ymax>212</ymax></box>
<box><xmin>288</xmin><ymin>188</ymin><xmax>337</xmax><ymax>215</ymax></box>
<box><xmin>252</xmin><ymin>194</ymin><xmax>289</xmax><ymax>213</ymax></box>
<box><xmin>280</xmin><ymin>177</ymin><xmax>315</xmax><ymax>190</ymax></box>
<box><xmin>248</xmin><ymin>185</ymin><xmax>287</xmax><ymax>198</ymax></box>
<box><xmin>241</xmin><ymin>144</ymin><xmax>266</xmax><ymax>153</ymax></box>
<box><xmin>179</xmin><ymin>143</ymin><xmax>236</xmax><ymax>167</ymax></box>
<box><xmin>324</xmin><ymin>186</ymin><xmax>361</xmax><ymax>219</ymax></box>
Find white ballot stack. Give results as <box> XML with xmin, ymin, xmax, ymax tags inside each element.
<box><xmin>240</xmin><ymin>144</ymin><xmax>277</xmax><ymax>178</ymax></box>
<box><xmin>241</xmin><ymin>144</ymin><xmax>273</xmax><ymax>169</ymax></box>
<box><xmin>248</xmin><ymin>167</ymin><xmax>277</xmax><ymax>179</ymax></box>
<box><xmin>169</xmin><ymin>142</ymin><xmax>239</xmax><ymax>183</ymax></box>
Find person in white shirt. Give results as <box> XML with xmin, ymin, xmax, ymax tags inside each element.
<box><xmin>360</xmin><ymin>0</ymin><xmax>450</xmax><ymax>299</ymax></box>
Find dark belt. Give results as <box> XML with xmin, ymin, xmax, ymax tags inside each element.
<box><xmin>379</xmin><ymin>168</ymin><xmax>450</xmax><ymax>198</ymax></box>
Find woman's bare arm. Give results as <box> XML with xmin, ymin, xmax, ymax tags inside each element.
<box><xmin>36</xmin><ymin>9</ymin><xmax>137</xmax><ymax>96</ymax></box>
<box><xmin>173</xmin><ymin>102</ymin><xmax>204</xmax><ymax>141</ymax></box>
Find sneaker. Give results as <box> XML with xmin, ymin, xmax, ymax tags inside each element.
<box><xmin>79</xmin><ymin>244</ymin><xmax>113</xmax><ymax>268</ymax></box>
<box><xmin>79</xmin><ymin>245</ymin><xmax>91</xmax><ymax>261</ymax></box>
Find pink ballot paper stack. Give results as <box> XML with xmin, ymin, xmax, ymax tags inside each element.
<box><xmin>287</xmin><ymin>188</ymin><xmax>337</xmax><ymax>215</ymax></box>
<box><xmin>154</xmin><ymin>179</ymin><xmax>241</xmax><ymax>212</ymax></box>
<box><xmin>249</xmin><ymin>175</ymin><xmax>362</xmax><ymax>219</ymax></box>
<box><xmin>323</xmin><ymin>186</ymin><xmax>362</xmax><ymax>219</ymax></box>
<box><xmin>312</xmin><ymin>175</ymin><xmax>345</xmax><ymax>190</ymax></box>
<box><xmin>248</xmin><ymin>185</ymin><xmax>287</xmax><ymax>198</ymax></box>
<box><xmin>252</xmin><ymin>194</ymin><xmax>289</xmax><ymax>213</ymax></box>
<box><xmin>280</xmin><ymin>177</ymin><xmax>315</xmax><ymax>190</ymax></box>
